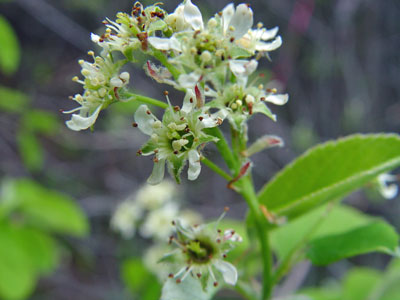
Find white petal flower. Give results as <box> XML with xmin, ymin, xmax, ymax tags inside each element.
<box><xmin>110</xmin><ymin>200</ymin><xmax>143</xmax><ymax>239</ymax></box>
<box><xmin>183</xmin><ymin>0</ymin><xmax>204</xmax><ymax>31</ymax></box>
<box><xmin>227</xmin><ymin>4</ymin><xmax>254</xmax><ymax>39</ymax></box>
<box><xmin>377</xmin><ymin>173</ymin><xmax>398</xmax><ymax>199</ymax></box>
<box><xmin>214</xmin><ymin>260</ymin><xmax>238</xmax><ymax>285</ymax></box>
<box><xmin>65</xmin><ymin>105</ymin><xmax>102</xmax><ymax>131</ymax></box>
<box><xmin>134</xmin><ymin>105</ymin><xmax>155</xmax><ymax>136</ymax></box>
<box><xmin>147</xmin><ymin>158</ymin><xmax>166</xmax><ymax>185</ymax></box>
<box><xmin>265</xmin><ymin>93</ymin><xmax>289</xmax><ymax>105</ymax></box>
<box><xmin>135</xmin><ymin>181</ymin><xmax>177</xmax><ymax>210</ymax></box>
<box><xmin>229</xmin><ymin>59</ymin><xmax>258</xmax><ymax>78</ymax></box>
<box><xmin>178</xmin><ymin>72</ymin><xmax>202</xmax><ymax>89</ymax></box>
<box><xmin>139</xmin><ymin>203</ymin><xmax>179</xmax><ymax>240</ymax></box>
<box><xmin>188</xmin><ymin>150</ymin><xmax>201</xmax><ymax>180</ymax></box>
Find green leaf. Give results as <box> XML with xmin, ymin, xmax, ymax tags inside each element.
<box><xmin>0</xmin><ymin>225</ymin><xmax>36</xmax><ymax>300</ymax></box>
<box><xmin>21</xmin><ymin>110</ymin><xmax>60</xmax><ymax>135</ymax></box>
<box><xmin>161</xmin><ymin>274</ymin><xmax>218</xmax><ymax>300</ymax></box>
<box><xmin>17</xmin><ymin>130</ymin><xmax>44</xmax><ymax>171</ymax></box>
<box><xmin>122</xmin><ymin>258</ymin><xmax>161</xmax><ymax>300</ymax></box>
<box><xmin>0</xmin><ymin>86</ymin><xmax>30</xmax><ymax>113</ymax></box>
<box><xmin>3</xmin><ymin>179</ymin><xmax>89</xmax><ymax>237</ymax></box>
<box><xmin>0</xmin><ymin>16</ymin><xmax>20</xmax><ymax>75</ymax></box>
<box><xmin>12</xmin><ymin>227</ymin><xmax>59</xmax><ymax>275</ymax></box>
<box><xmin>342</xmin><ymin>268</ymin><xmax>381</xmax><ymax>300</ymax></box>
<box><xmin>306</xmin><ymin>221</ymin><xmax>399</xmax><ymax>265</ymax></box>
<box><xmin>258</xmin><ymin>134</ymin><xmax>400</xmax><ymax>220</ymax></box>
<box><xmin>270</xmin><ymin>204</ymin><xmax>372</xmax><ymax>261</ymax></box>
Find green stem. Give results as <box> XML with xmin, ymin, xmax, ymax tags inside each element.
<box><xmin>126</xmin><ymin>93</ymin><xmax>168</xmax><ymax>109</ymax></box>
<box><xmin>202</xmin><ymin>157</ymin><xmax>232</xmax><ymax>181</ymax></box>
<box><xmin>152</xmin><ymin>50</ymin><xmax>181</xmax><ymax>80</ymax></box>
<box><xmin>204</xmin><ymin>127</ymin><xmax>238</xmax><ymax>173</ymax></box>
<box><xmin>239</xmin><ymin>175</ymin><xmax>273</xmax><ymax>300</ymax></box>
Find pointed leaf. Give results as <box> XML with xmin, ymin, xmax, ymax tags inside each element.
<box><xmin>306</xmin><ymin>221</ymin><xmax>399</xmax><ymax>265</ymax></box>
<box><xmin>258</xmin><ymin>134</ymin><xmax>400</xmax><ymax>220</ymax></box>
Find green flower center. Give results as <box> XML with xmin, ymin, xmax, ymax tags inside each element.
<box><xmin>186</xmin><ymin>235</ymin><xmax>218</xmax><ymax>264</ymax></box>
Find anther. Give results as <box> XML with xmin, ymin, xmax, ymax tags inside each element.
<box><xmin>168</xmin><ymin>273</ymin><xmax>174</xmax><ymax>278</ymax></box>
<box><xmin>176</xmin><ymin>279</ymin><xmax>182</xmax><ymax>284</ymax></box>
<box><xmin>136</xmin><ymin>149</ymin><xmax>142</xmax><ymax>156</ymax></box>
<box><xmin>174</xmin><ymin>106</ymin><xmax>180</xmax><ymax>112</ymax></box>
<box><xmin>163</xmin><ymin>90</ymin><xmax>169</xmax><ymax>96</ymax></box>
<box><xmin>190</xmin><ymin>98</ymin><xmax>194</xmax><ymax>103</ymax></box>
<box><xmin>132</xmin><ymin>122</ymin><xmax>138</xmax><ymax>127</ymax></box>
<box><xmin>196</xmin><ymin>273</ymin><xmax>202</xmax><ymax>278</ymax></box>
<box><xmin>213</xmin><ymin>282</ymin><xmax>218</xmax><ymax>287</ymax></box>
<box><xmin>172</xmin><ymin>220</ymin><xmax>176</xmax><ymax>226</ymax></box>
<box><xmin>146</xmin><ymin>110</ymin><xmax>151</xmax><ymax>115</ymax></box>
<box><xmin>198</xmin><ymin>116</ymin><xmax>204</xmax><ymax>121</ymax></box>
<box><xmin>230</xmin><ymin>37</ymin><xmax>235</xmax><ymax>43</ymax></box>
<box><xmin>153</xmin><ymin>157</ymin><xmax>159</xmax><ymax>163</ymax></box>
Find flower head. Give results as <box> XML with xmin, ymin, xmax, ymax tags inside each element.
<box><xmin>164</xmin><ymin>209</ymin><xmax>242</xmax><ymax>289</ymax></box>
<box><xmin>65</xmin><ymin>52</ymin><xmax>130</xmax><ymax>131</ymax></box>
<box><xmin>134</xmin><ymin>89</ymin><xmax>225</xmax><ymax>184</ymax></box>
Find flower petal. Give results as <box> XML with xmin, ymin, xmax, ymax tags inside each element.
<box><xmin>188</xmin><ymin>150</ymin><xmax>201</xmax><ymax>180</ymax></box>
<box><xmin>148</xmin><ymin>37</ymin><xmax>172</xmax><ymax>50</ymax></box>
<box><xmin>66</xmin><ymin>105</ymin><xmax>102</xmax><ymax>131</ymax></box>
<box><xmin>183</xmin><ymin>0</ymin><xmax>204</xmax><ymax>31</ymax></box>
<box><xmin>264</xmin><ymin>93</ymin><xmax>289</xmax><ymax>105</ymax></box>
<box><xmin>214</xmin><ymin>260</ymin><xmax>238</xmax><ymax>285</ymax></box>
<box><xmin>256</xmin><ymin>36</ymin><xmax>282</xmax><ymax>52</ymax></box>
<box><xmin>181</xmin><ymin>89</ymin><xmax>196</xmax><ymax>114</ymax></box>
<box><xmin>134</xmin><ymin>105</ymin><xmax>155</xmax><ymax>136</ymax></box>
<box><xmin>222</xmin><ymin>3</ymin><xmax>235</xmax><ymax>34</ymax></box>
<box><xmin>178</xmin><ymin>72</ymin><xmax>201</xmax><ymax>89</ymax></box>
<box><xmin>261</xmin><ymin>27</ymin><xmax>279</xmax><ymax>40</ymax></box>
<box><xmin>228</xmin><ymin>4</ymin><xmax>253</xmax><ymax>39</ymax></box>
<box><xmin>229</xmin><ymin>59</ymin><xmax>258</xmax><ymax>78</ymax></box>
<box><xmin>147</xmin><ymin>159</ymin><xmax>166</xmax><ymax>185</ymax></box>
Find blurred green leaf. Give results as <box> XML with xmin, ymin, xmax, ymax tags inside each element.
<box><xmin>0</xmin><ymin>15</ymin><xmax>20</xmax><ymax>75</ymax></box>
<box><xmin>306</xmin><ymin>221</ymin><xmax>399</xmax><ymax>265</ymax></box>
<box><xmin>258</xmin><ymin>134</ymin><xmax>400</xmax><ymax>220</ymax></box>
<box><xmin>3</xmin><ymin>179</ymin><xmax>89</xmax><ymax>236</ymax></box>
<box><xmin>0</xmin><ymin>224</ymin><xmax>36</xmax><ymax>300</ymax></box>
<box><xmin>270</xmin><ymin>204</ymin><xmax>371</xmax><ymax>261</ymax></box>
<box><xmin>0</xmin><ymin>85</ymin><xmax>30</xmax><ymax>113</ymax></box>
<box><xmin>21</xmin><ymin>110</ymin><xmax>60</xmax><ymax>135</ymax></box>
<box><xmin>11</xmin><ymin>227</ymin><xmax>59</xmax><ymax>275</ymax></box>
<box><xmin>122</xmin><ymin>258</ymin><xmax>161</xmax><ymax>300</ymax></box>
<box><xmin>17</xmin><ymin>130</ymin><xmax>44</xmax><ymax>171</ymax></box>
<box><xmin>342</xmin><ymin>268</ymin><xmax>381</xmax><ymax>300</ymax></box>
<box><xmin>300</xmin><ymin>286</ymin><xmax>342</xmax><ymax>300</ymax></box>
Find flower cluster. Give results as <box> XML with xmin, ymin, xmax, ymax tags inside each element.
<box><xmin>134</xmin><ymin>89</ymin><xmax>225</xmax><ymax>184</ymax></box>
<box><xmin>111</xmin><ymin>180</ymin><xmax>202</xmax><ymax>240</ymax></box>
<box><xmin>164</xmin><ymin>209</ymin><xmax>242</xmax><ymax>289</ymax></box>
<box><xmin>65</xmin><ymin>52</ymin><xmax>130</xmax><ymax>131</ymax></box>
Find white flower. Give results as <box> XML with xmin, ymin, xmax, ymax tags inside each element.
<box><xmin>164</xmin><ymin>213</ymin><xmax>242</xmax><ymax>288</ymax></box>
<box><xmin>65</xmin><ymin>53</ymin><xmax>130</xmax><ymax>131</ymax></box>
<box><xmin>134</xmin><ymin>89</ymin><xmax>224</xmax><ymax>184</ymax></box>
<box><xmin>140</xmin><ymin>203</ymin><xmax>179</xmax><ymax>240</ymax></box>
<box><xmin>135</xmin><ymin>180</ymin><xmax>177</xmax><ymax>210</ymax></box>
<box><xmin>110</xmin><ymin>200</ymin><xmax>143</xmax><ymax>239</ymax></box>
<box><xmin>377</xmin><ymin>173</ymin><xmax>398</xmax><ymax>199</ymax></box>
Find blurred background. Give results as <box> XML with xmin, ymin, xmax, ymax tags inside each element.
<box><xmin>0</xmin><ymin>0</ymin><xmax>399</xmax><ymax>299</ymax></box>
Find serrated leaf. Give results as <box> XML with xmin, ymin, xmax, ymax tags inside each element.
<box><xmin>270</xmin><ymin>204</ymin><xmax>372</xmax><ymax>261</ymax></box>
<box><xmin>306</xmin><ymin>221</ymin><xmax>399</xmax><ymax>265</ymax></box>
<box><xmin>4</xmin><ymin>179</ymin><xmax>89</xmax><ymax>237</ymax></box>
<box><xmin>258</xmin><ymin>134</ymin><xmax>400</xmax><ymax>220</ymax></box>
<box><xmin>0</xmin><ymin>86</ymin><xmax>30</xmax><ymax>113</ymax></box>
<box><xmin>161</xmin><ymin>274</ymin><xmax>218</xmax><ymax>300</ymax></box>
<box><xmin>0</xmin><ymin>16</ymin><xmax>20</xmax><ymax>75</ymax></box>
